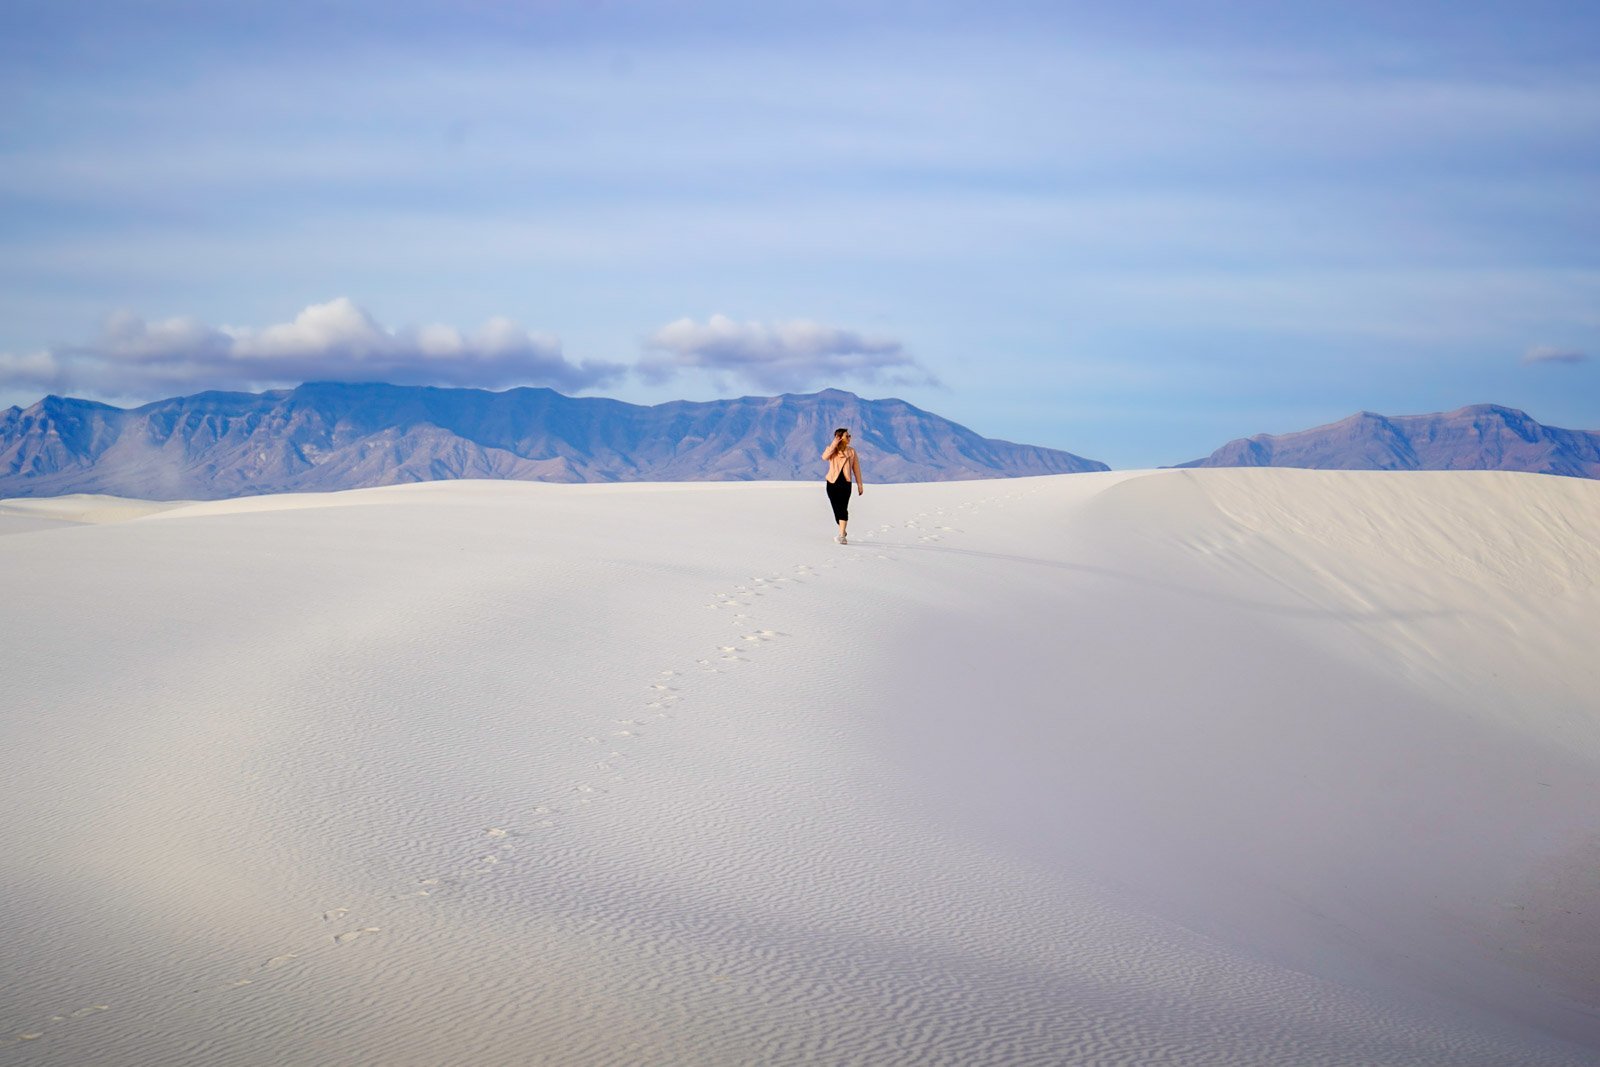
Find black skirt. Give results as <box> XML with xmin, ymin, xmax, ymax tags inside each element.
<box><xmin>826</xmin><ymin>476</ymin><xmax>851</xmax><ymax>521</ymax></box>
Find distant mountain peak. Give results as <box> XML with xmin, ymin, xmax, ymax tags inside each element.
<box><xmin>0</xmin><ymin>382</ymin><xmax>1106</xmax><ymax>500</ymax></box>
<box><xmin>1180</xmin><ymin>405</ymin><xmax>1599</xmax><ymax>478</ymax></box>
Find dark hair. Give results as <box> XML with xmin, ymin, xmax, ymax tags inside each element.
<box><xmin>833</xmin><ymin>427</ymin><xmax>849</xmax><ymax>438</ymax></box>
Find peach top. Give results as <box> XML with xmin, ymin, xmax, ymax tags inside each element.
<box><xmin>824</xmin><ymin>444</ymin><xmax>860</xmax><ymax>484</ymax></box>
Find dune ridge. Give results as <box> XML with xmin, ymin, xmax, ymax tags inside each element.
<box><xmin>1</xmin><ymin>470</ymin><xmax>1596</xmax><ymax>1065</ymax></box>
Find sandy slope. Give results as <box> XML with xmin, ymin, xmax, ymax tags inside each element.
<box><xmin>1</xmin><ymin>470</ymin><xmax>1596</xmax><ymax>1066</ymax></box>
<box><xmin>0</xmin><ymin>495</ymin><xmax>188</xmax><ymax>534</ymax></box>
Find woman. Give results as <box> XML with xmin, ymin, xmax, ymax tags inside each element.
<box><xmin>822</xmin><ymin>427</ymin><xmax>863</xmax><ymax>544</ymax></box>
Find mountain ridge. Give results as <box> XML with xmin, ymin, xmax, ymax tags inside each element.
<box><xmin>1177</xmin><ymin>403</ymin><xmax>1600</xmax><ymax>478</ymax></box>
<box><xmin>0</xmin><ymin>383</ymin><xmax>1107</xmax><ymax>500</ymax></box>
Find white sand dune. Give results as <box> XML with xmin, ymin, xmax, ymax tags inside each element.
<box><xmin>0</xmin><ymin>494</ymin><xmax>189</xmax><ymax>535</ymax></box>
<box><xmin>1</xmin><ymin>470</ymin><xmax>1597</xmax><ymax>1066</ymax></box>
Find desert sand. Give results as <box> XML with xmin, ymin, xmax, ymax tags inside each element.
<box><xmin>1</xmin><ymin>469</ymin><xmax>1597</xmax><ymax>1065</ymax></box>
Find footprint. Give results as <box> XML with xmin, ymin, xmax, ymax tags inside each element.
<box><xmin>332</xmin><ymin>928</ymin><xmax>380</xmax><ymax>945</ymax></box>
<box><xmin>485</xmin><ymin>827</ymin><xmax>509</xmax><ymax>838</ymax></box>
<box><xmin>263</xmin><ymin>952</ymin><xmax>299</xmax><ymax>969</ymax></box>
<box><xmin>26</xmin><ymin>1004</ymin><xmax>110</xmax><ymax>1035</ymax></box>
<box><xmin>322</xmin><ymin>907</ymin><xmax>350</xmax><ymax>922</ymax></box>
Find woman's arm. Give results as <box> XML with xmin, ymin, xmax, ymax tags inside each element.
<box><xmin>851</xmin><ymin>450</ymin><xmax>863</xmax><ymax>490</ymax></box>
<box><xmin>823</xmin><ymin>439</ymin><xmax>841</xmax><ymax>460</ymax></box>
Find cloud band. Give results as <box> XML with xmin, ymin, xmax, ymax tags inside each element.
<box><xmin>1521</xmin><ymin>345</ymin><xmax>1588</xmax><ymax>366</ymax></box>
<box><xmin>639</xmin><ymin>314</ymin><xmax>936</xmax><ymax>392</ymax></box>
<box><xmin>0</xmin><ymin>298</ymin><xmax>626</xmax><ymax>399</ymax></box>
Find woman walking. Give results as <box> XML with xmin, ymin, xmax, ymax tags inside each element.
<box><xmin>822</xmin><ymin>427</ymin><xmax>863</xmax><ymax>544</ymax></box>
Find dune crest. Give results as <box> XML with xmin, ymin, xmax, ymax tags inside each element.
<box><xmin>2</xmin><ymin>469</ymin><xmax>1596</xmax><ymax>1065</ymax></box>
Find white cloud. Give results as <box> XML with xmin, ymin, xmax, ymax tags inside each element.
<box><xmin>0</xmin><ymin>298</ymin><xmax>626</xmax><ymax>400</ymax></box>
<box><xmin>1520</xmin><ymin>345</ymin><xmax>1588</xmax><ymax>366</ymax></box>
<box><xmin>640</xmin><ymin>313</ymin><xmax>935</xmax><ymax>392</ymax></box>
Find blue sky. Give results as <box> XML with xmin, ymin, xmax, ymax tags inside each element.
<box><xmin>2</xmin><ymin>0</ymin><xmax>1596</xmax><ymax>467</ymax></box>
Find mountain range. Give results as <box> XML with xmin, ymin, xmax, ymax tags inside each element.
<box><xmin>1178</xmin><ymin>404</ymin><xmax>1600</xmax><ymax>479</ymax></box>
<box><xmin>0</xmin><ymin>383</ymin><xmax>1106</xmax><ymax>500</ymax></box>
<box><xmin>3</xmin><ymin>387</ymin><xmax>1597</xmax><ymax>501</ymax></box>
